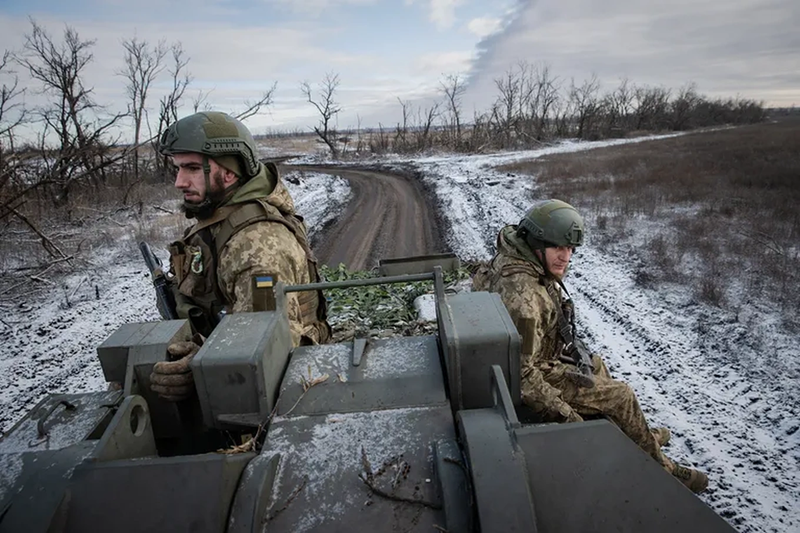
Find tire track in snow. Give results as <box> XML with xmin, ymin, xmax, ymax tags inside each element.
<box><xmin>410</xmin><ymin>144</ymin><xmax>799</xmax><ymax>533</ymax></box>
<box><xmin>569</xmin><ymin>249</ymin><xmax>798</xmax><ymax>533</ymax></box>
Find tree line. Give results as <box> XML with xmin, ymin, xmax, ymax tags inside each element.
<box><xmin>1</xmin><ymin>20</ymin><xmax>767</xmax><ymax>235</ymax></box>
<box><xmin>332</xmin><ymin>65</ymin><xmax>765</xmax><ymax>156</ymax></box>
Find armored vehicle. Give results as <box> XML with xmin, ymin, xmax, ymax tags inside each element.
<box><xmin>0</xmin><ymin>263</ymin><xmax>734</xmax><ymax>532</ymax></box>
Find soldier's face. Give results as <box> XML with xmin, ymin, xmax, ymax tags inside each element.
<box><xmin>543</xmin><ymin>246</ymin><xmax>573</xmax><ymax>278</ymax></box>
<box><xmin>172</xmin><ymin>153</ymin><xmax>227</xmax><ymax>203</ymax></box>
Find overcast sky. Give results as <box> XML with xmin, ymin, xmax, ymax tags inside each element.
<box><xmin>0</xmin><ymin>0</ymin><xmax>797</xmax><ymax>139</ymax></box>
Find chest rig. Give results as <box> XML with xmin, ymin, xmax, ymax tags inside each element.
<box><xmin>169</xmin><ymin>200</ymin><xmax>329</xmax><ymax>339</ymax></box>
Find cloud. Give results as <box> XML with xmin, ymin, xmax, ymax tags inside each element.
<box><xmin>466</xmin><ymin>17</ymin><xmax>502</xmax><ymax>38</ymax></box>
<box><xmin>466</xmin><ymin>0</ymin><xmax>800</xmax><ymax>107</ymax></box>
<box><xmin>415</xmin><ymin>51</ymin><xmax>475</xmax><ymax>76</ymax></box>
<box><xmin>262</xmin><ymin>0</ymin><xmax>378</xmax><ymax>15</ymax></box>
<box><xmin>405</xmin><ymin>0</ymin><xmax>465</xmax><ymax>30</ymax></box>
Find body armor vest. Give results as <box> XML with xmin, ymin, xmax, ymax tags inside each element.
<box><xmin>168</xmin><ymin>200</ymin><xmax>330</xmax><ymax>343</ymax></box>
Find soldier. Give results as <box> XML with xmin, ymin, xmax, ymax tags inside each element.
<box><xmin>150</xmin><ymin>111</ymin><xmax>331</xmax><ymax>401</ymax></box>
<box><xmin>473</xmin><ymin>199</ymin><xmax>708</xmax><ymax>493</ymax></box>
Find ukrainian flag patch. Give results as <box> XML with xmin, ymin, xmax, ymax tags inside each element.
<box><xmin>255</xmin><ymin>276</ymin><xmax>274</xmax><ymax>288</ymax></box>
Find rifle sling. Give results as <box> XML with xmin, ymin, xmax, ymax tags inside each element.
<box><xmin>544</xmin><ymin>278</ymin><xmax>581</xmax><ymax>365</ymax></box>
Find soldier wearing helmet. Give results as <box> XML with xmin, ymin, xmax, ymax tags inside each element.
<box><xmin>473</xmin><ymin>199</ymin><xmax>708</xmax><ymax>494</ymax></box>
<box><xmin>149</xmin><ymin>112</ymin><xmax>331</xmax><ymax>401</ymax></box>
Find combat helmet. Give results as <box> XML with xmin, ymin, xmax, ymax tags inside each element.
<box><xmin>159</xmin><ymin>111</ymin><xmax>261</xmax><ymax>179</ymax></box>
<box><xmin>517</xmin><ymin>199</ymin><xmax>584</xmax><ymax>250</ymax></box>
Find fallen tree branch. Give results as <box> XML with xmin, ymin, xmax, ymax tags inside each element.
<box><xmin>279</xmin><ymin>373</ymin><xmax>329</xmax><ymax>418</ymax></box>
<box><xmin>358</xmin><ymin>447</ymin><xmax>441</xmax><ymax>509</ymax></box>
<box><xmin>7</xmin><ymin>255</ymin><xmax>75</xmax><ymax>272</ymax></box>
<box><xmin>153</xmin><ymin>204</ymin><xmax>175</xmax><ymax>215</ymax></box>
<box><xmin>0</xmin><ymin>260</ymin><xmax>67</xmax><ymax>296</ymax></box>
<box><xmin>264</xmin><ymin>477</ymin><xmax>307</xmax><ymax>523</ymax></box>
<box><xmin>9</xmin><ymin>207</ymin><xmax>72</xmax><ymax>264</ymax></box>
<box><xmin>216</xmin><ymin>369</ymin><xmax>325</xmax><ymax>455</ymax></box>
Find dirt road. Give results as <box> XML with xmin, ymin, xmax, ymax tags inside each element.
<box><xmin>288</xmin><ymin>165</ymin><xmax>444</xmax><ymax>270</ymax></box>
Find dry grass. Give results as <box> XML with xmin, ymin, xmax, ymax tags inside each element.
<box><xmin>256</xmin><ymin>133</ymin><xmax>323</xmax><ymax>157</ymax></box>
<box><xmin>500</xmin><ymin>118</ymin><xmax>800</xmax><ymax>328</ymax></box>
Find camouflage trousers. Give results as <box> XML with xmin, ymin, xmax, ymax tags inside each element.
<box><xmin>541</xmin><ymin>355</ymin><xmax>673</xmax><ymax>470</ymax></box>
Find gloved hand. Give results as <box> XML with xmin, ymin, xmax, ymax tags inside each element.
<box><xmin>556</xmin><ymin>401</ymin><xmax>584</xmax><ymax>423</ymax></box>
<box><xmin>150</xmin><ymin>333</ymin><xmax>204</xmax><ymax>401</ymax></box>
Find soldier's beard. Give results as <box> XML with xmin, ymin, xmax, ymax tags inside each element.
<box><xmin>181</xmin><ymin>170</ymin><xmax>227</xmax><ymax>220</ymax></box>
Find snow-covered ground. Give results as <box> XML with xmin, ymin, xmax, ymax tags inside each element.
<box><xmin>1</xmin><ymin>136</ymin><xmax>797</xmax><ymax>532</ymax></box>
<box><xmin>283</xmin><ymin>170</ymin><xmax>352</xmax><ymax>231</ymax></box>
<box><xmin>400</xmin><ymin>139</ymin><xmax>798</xmax><ymax>533</ymax></box>
<box><xmin>0</xmin><ymin>170</ymin><xmax>350</xmax><ymax>433</ymax></box>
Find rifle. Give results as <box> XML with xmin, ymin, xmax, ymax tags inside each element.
<box><xmin>139</xmin><ymin>241</ymin><xmax>178</xmax><ymax>320</ymax></box>
<box><xmin>558</xmin><ymin>298</ymin><xmax>595</xmax><ymax>388</ymax></box>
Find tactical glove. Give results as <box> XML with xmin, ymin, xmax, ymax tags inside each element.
<box><xmin>556</xmin><ymin>400</ymin><xmax>584</xmax><ymax>423</ymax></box>
<box><xmin>150</xmin><ymin>333</ymin><xmax>204</xmax><ymax>401</ymax></box>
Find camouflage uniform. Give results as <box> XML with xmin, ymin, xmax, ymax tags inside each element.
<box><xmin>473</xmin><ymin>225</ymin><xmax>674</xmax><ymax>471</ymax></box>
<box><xmin>170</xmin><ymin>163</ymin><xmax>330</xmax><ymax>347</ymax></box>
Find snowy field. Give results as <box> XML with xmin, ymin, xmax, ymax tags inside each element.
<box><xmin>1</xmin><ymin>136</ymin><xmax>797</xmax><ymax>532</ymax></box>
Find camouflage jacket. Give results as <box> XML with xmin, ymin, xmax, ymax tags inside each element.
<box><xmin>472</xmin><ymin>225</ymin><xmax>576</xmax><ymax>421</ymax></box>
<box><xmin>170</xmin><ymin>163</ymin><xmax>330</xmax><ymax>346</ymax></box>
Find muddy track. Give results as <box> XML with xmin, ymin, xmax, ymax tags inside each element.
<box><xmin>289</xmin><ymin>165</ymin><xmax>445</xmax><ymax>270</ymax></box>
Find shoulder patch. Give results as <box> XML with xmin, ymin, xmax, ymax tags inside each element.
<box><xmin>252</xmin><ymin>273</ymin><xmax>278</xmax><ymax>311</ymax></box>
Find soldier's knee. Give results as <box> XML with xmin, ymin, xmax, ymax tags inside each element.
<box><xmin>611</xmin><ymin>380</ymin><xmax>638</xmax><ymax>405</ymax></box>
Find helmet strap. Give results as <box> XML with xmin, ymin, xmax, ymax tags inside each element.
<box><xmin>202</xmin><ymin>155</ymin><xmax>212</xmax><ymax>194</ymax></box>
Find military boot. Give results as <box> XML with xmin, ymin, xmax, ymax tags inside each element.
<box><xmin>671</xmin><ymin>464</ymin><xmax>708</xmax><ymax>493</ymax></box>
<box><xmin>651</xmin><ymin>427</ymin><xmax>671</xmax><ymax>447</ymax></box>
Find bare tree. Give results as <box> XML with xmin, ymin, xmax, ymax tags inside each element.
<box><xmin>354</xmin><ymin>114</ymin><xmax>365</xmax><ymax>153</ymax></box>
<box><xmin>493</xmin><ymin>65</ymin><xmax>523</xmax><ymax>147</ymax></box>
<box><xmin>118</xmin><ymin>36</ymin><xmax>167</xmax><ymax>182</ymax></box>
<box><xmin>15</xmin><ymin>20</ymin><xmax>126</xmax><ymax>206</ymax></box>
<box><xmin>0</xmin><ymin>50</ymin><xmax>28</xmax><ymax>218</ymax></box>
<box><xmin>0</xmin><ymin>51</ymin><xmax>26</xmax><ymax>147</ymax></box>
<box><xmin>670</xmin><ymin>83</ymin><xmax>700</xmax><ymax>130</ymax></box>
<box><xmin>236</xmin><ymin>82</ymin><xmax>277</xmax><ymax>121</ymax></box>
<box><xmin>153</xmin><ymin>43</ymin><xmax>191</xmax><ymax>177</ymax></box>
<box><xmin>301</xmin><ymin>72</ymin><xmax>342</xmax><ymax>159</ymax></box>
<box><xmin>414</xmin><ymin>102</ymin><xmax>440</xmax><ymax>152</ymax></box>
<box><xmin>440</xmin><ymin>74</ymin><xmax>466</xmax><ymax>149</ymax></box>
<box><xmin>599</xmin><ymin>78</ymin><xmax>634</xmax><ymax>136</ymax></box>
<box><xmin>569</xmin><ymin>75</ymin><xmax>601</xmax><ymax>139</ymax></box>
<box><xmin>394</xmin><ymin>97</ymin><xmax>412</xmax><ymax>152</ymax></box>
<box><xmin>551</xmin><ymin>97</ymin><xmax>574</xmax><ymax>138</ymax></box>
<box><xmin>633</xmin><ymin>85</ymin><xmax>671</xmax><ymax>131</ymax></box>
<box><xmin>192</xmin><ymin>88</ymin><xmax>213</xmax><ymax>113</ymax></box>
<box><xmin>531</xmin><ymin>64</ymin><xmax>560</xmax><ymax>140</ymax></box>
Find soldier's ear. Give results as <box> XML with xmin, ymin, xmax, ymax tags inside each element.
<box><xmin>221</xmin><ymin>169</ymin><xmax>239</xmax><ymax>186</ymax></box>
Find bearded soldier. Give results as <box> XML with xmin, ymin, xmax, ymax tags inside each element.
<box><xmin>149</xmin><ymin>111</ymin><xmax>331</xmax><ymax>401</ymax></box>
<box><xmin>473</xmin><ymin>199</ymin><xmax>708</xmax><ymax>493</ymax></box>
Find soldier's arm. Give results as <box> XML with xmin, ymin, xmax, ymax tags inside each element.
<box><xmin>218</xmin><ymin>223</ymin><xmax>306</xmax><ymax>346</ymax></box>
<box><xmin>496</xmin><ymin>272</ymin><xmax>582</xmax><ymax>422</ymax></box>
